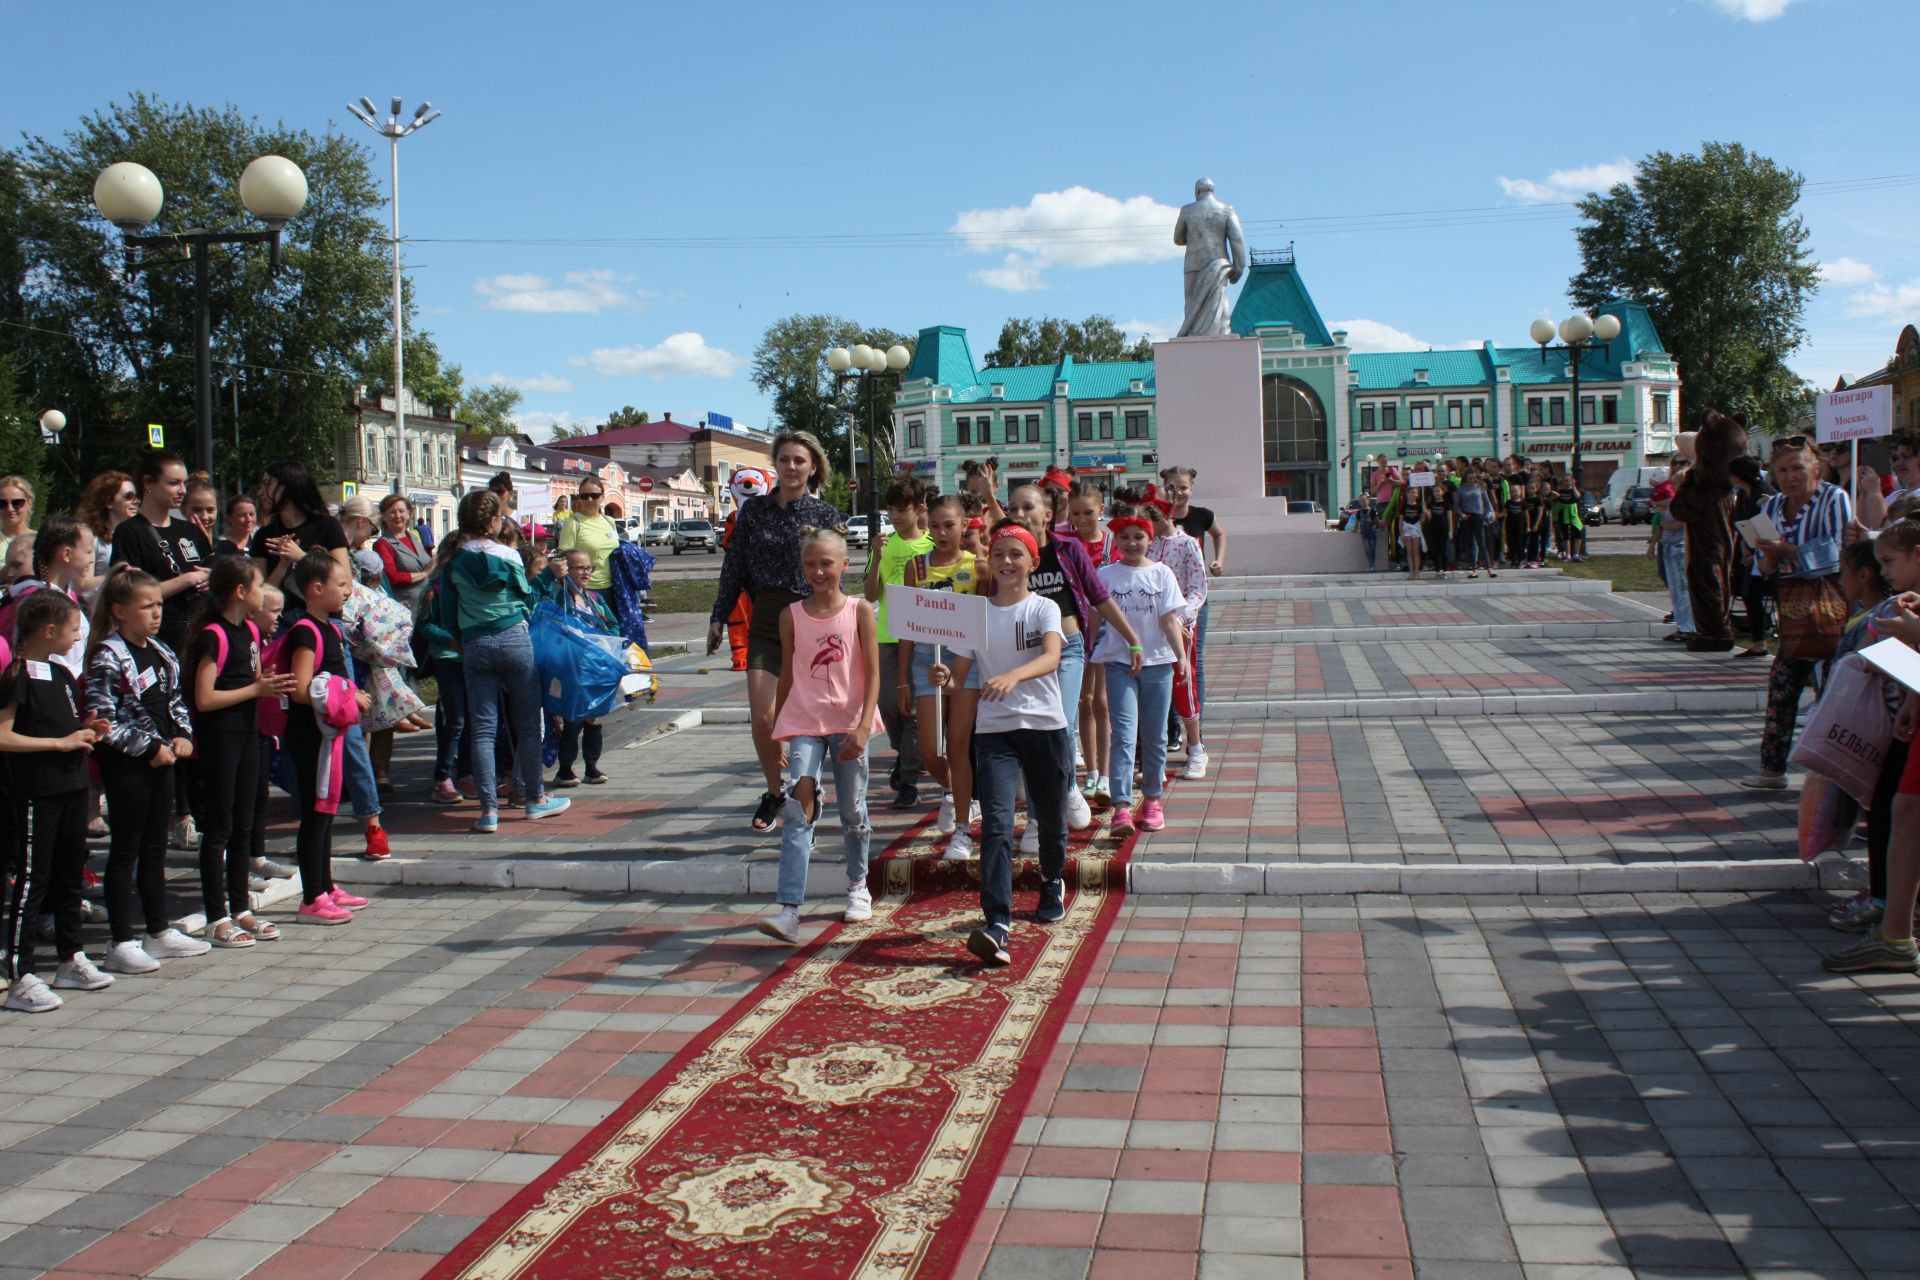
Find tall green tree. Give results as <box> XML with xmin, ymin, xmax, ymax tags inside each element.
<box><xmin>1569</xmin><ymin>142</ymin><xmax>1819</xmax><ymax>430</ymax></box>
<box><xmin>461</xmin><ymin>382</ymin><xmax>523</xmax><ymax>437</ymax></box>
<box><xmin>750</xmin><ymin>314</ymin><xmax>910</xmax><ymax>480</ymax></box>
<box><xmin>353</xmin><ymin>323</ymin><xmax>466</xmax><ymax>415</ymax></box>
<box><xmin>0</xmin><ymin>356</ymin><xmax>43</xmax><ymax>498</ymax></box>
<box><xmin>606</xmin><ymin>405</ymin><xmax>649</xmax><ymax>428</ymax></box>
<box><xmin>982</xmin><ymin>314</ymin><xmax>1153</xmax><ymax>369</ymax></box>
<box><xmin>1</xmin><ymin>94</ymin><xmax>394</xmax><ymax>503</ymax></box>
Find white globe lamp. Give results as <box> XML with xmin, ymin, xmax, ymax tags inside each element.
<box><xmin>1559</xmin><ymin>314</ymin><xmax>1594</xmax><ymax>345</ymax></box>
<box><xmin>826</xmin><ymin>346</ymin><xmax>852</xmax><ymax>373</ymax></box>
<box><xmin>849</xmin><ymin>344</ymin><xmax>874</xmax><ymax>371</ymax></box>
<box><xmin>92</xmin><ymin>162</ymin><xmax>164</xmax><ymax>231</ymax></box>
<box><xmin>38</xmin><ymin>410</ymin><xmax>66</xmax><ymax>435</ymax></box>
<box><xmin>238</xmin><ymin>155</ymin><xmax>309</xmax><ymax>229</ymax></box>
<box><xmin>885</xmin><ymin>344</ymin><xmax>911</xmax><ymax>371</ymax></box>
<box><xmin>1528</xmin><ymin>318</ymin><xmax>1556</xmax><ymax>346</ymax></box>
<box><xmin>1592</xmin><ymin>313</ymin><xmax>1622</xmax><ymax>342</ymax></box>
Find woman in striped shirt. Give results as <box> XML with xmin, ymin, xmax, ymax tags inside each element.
<box><xmin>1741</xmin><ymin>439</ymin><xmax>1854</xmax><ymax>791</ymax></box>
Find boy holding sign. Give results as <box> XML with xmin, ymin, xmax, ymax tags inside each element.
<box><xmin>930</xmin><ymin>522</ymin><xmax>1071</xmax><ymax>968</ymax></box>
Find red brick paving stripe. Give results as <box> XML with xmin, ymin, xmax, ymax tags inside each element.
<box><xmin>1089</xmin><ymin>1248</ymin><xmax>1199</xmax><ymax>1279</ymax></box>
<box><xmin>346</xmin><ymin>1177</ymin><xmax>464</xmax><ymax>1214</ymax></box>
<box><xmin>239</xmin><ymin>1243</ymin><xmax>375</xmax><ymax>1280</ymax></box>
<box><xmin>298</xmin><ymin>1206</ymin><xmax>422</xmax><ymax>1251</ymax></box>
<box><xmin>1306</xmin><ymin>1259</ymin><xmax>1416</xmax><ymax>1279</ymax></box>
<box><xmin>1208</xmin><ymin>1150</ymin><xmax>1301</xmax><ymax>1182</ymax></box>
<box><xmin>996</xmin><ymin>1208</ymin><xmax>1103</xmax><ymax>1247</ymax></box>
<box><xmin>1098</xmin><ymin>1212</ymin><xmax>1204</xmax><ymax>1251</ymax></box>
<box><xmin>1024</xmin><ymin>1146</ymin><xmax>1123</xmax><ymax>1178</ymax></box>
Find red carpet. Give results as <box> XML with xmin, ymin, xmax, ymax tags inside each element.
<box><xmin>429</xmin><ymin>813</ymin><xmax>1131</xmax><ymax>1280</ymax></box>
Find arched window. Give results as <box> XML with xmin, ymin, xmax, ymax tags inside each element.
<box><xmin>1262</xmin><ymin>375</ymin><xmax>1326</xmax><ymax>465</ymax></box>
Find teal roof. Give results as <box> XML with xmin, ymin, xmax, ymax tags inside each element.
<box><xmin>906</xmin><ymin>325</ymin><xmax>975</xmax><ymax>388</ymax></box>
<box><xmin>1230</xmin><ymin>258</ymin><xmax>1334</xmax><ymax>345</ymax></box>
<box><xmin>1350</xmin><ymin>348</ymin><xmax>1495</xmax><ymax>391</ymax></box>
<box><xmin>1498</xmin><ymin>303</ymin><xmax>1669</xmax><ymax>386</ymax></box>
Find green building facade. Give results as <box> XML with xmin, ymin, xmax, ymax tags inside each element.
<box><xmin>891</xmin><ymin>249</ymin><xmax>1681</xmax><ymax>508</ymax></box>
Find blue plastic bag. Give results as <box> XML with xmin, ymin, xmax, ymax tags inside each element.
<box><xmin>529</xmin><ymin>600</ymin><xmax>627</xmax><ymax>723</ymax></box>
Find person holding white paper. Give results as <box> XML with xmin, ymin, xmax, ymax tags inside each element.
<box><xmin>898</xmin><ymin>494</ymin><xmax>987</xmax><ymax>861</ymax></box>
<box><xmin>1741</xmin><ymin>441</ymin><xmax>1854</xmax><ymax>792</ymax></box>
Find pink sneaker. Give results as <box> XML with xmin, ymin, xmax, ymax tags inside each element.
<box><xmin>297</xmin><ymin>899</ymin><xmax>353</xmax><ymax>926</ymax></box>
<box><xmin>430</xmin><ymin>780</ymin><xmax>460</xmax><ymax>805</ymax></box>
<box><xmin>328</xmin><ymin>887</ymin><xmax>370</xmax><ymax>910</ymax></box>
<box><xmin>1139</xmin><ymin>799</ymin><xmax>1166</xmax><ymax>832</ymax></box>
<box><xmin>456</xmin><ymin>776</ymin><xmax>478</xmax><ymax>799</ymax></box>
<box><xmin>1111</xmin><ymin>806</ymin><xmax>1135</xmax><ymax>835</ymax></box>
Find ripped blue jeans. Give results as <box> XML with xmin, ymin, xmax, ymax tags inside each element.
<box><xmin>777</xmin><ymin>733</ymin><xmax>872</xmax><ymax>905</ymax></box>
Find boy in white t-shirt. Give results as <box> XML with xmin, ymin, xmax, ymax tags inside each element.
<box><xmin>930</xmin><ymin>523</ymin><xmax>1070</xmax><ymax>967</ymax></box>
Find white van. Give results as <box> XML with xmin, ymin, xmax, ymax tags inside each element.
<box><xmin>1603</xmin><ymin>466</ymin><xmax>1669</xmax><ymax>521</ymax></box>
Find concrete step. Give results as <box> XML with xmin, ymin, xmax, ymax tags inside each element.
<box><xmin>1199</xmin><ymin>688</ymin><xmax>1769</xmax><ymax>720</ymax></box>
<box><xmin>1207</xmin><ymin>620</ymin><xmax>1670</xmax><ymax>644</ymax></box>
<box><xmin>329</xmin><ymin>852</ymin><xmax>1849</xmax><ymax>897</ymax></box>
<box><xmin>1207</xmin><ymin>578</ymin><xmax>1612</xmax><ymax>602</ymax></box>
<box><xmin>1209</xmin><ymin>567</ymin><xmax>1574</xmax><ymax>588</ymax></box>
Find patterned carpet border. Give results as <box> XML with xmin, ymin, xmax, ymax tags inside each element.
<box><xmin>428</xmin><ymin>811</ymin><xmax>1133</xmax><ymax>1280</ymax></box>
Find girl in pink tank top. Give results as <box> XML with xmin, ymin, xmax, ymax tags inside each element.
<box><xmin>759</xmin><ymin>530</ymin><xmax>883</xmax><ymax>946</ymax></box>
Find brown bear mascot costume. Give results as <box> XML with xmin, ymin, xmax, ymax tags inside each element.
<box><xmin>1667</xmin><ymin>409</ymin><xmax>1749</xmax><ymax>652</ymax></box>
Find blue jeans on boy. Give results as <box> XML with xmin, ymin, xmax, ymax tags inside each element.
<box><xmin>1661</xmin><ymin>538</ymin><xmax>1695</xmax><ymax>633</ymax></box>
<box><xmin>1105</xmin><ymin>661</ymin><xmax>1174</xmax><ymax>808</ymax></box>
<box><xmin>465</xmin><ymin>623</ymin><xmax>545</xmax><ymax>813</ymax></box>
<box><xmin>340</xmin><ymin>722</ymin><xmax>383</xmax><ymax>821</ymax></box>
<box><xmin>975</xmin><ymin>728</ymin><xmax>1072</xmax><ymax>935</ymax></box>
<box><xmin>776</xmin><ymin>734</ymin><xmax>871</xmax><ymax>906</ymax></box>
<box><xmin>433</xmin><ymin>660</ymin><xmax>469</xmax><ymax>784</ymax></box>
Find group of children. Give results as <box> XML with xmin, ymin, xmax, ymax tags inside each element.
<box><xmin>755</xmin><ymin>473</ymin><xmax>1210</xmax><ymax>968</ymax></box>
<box><xmin>1361</xmin><ymin>457</ymin><xmax>1588</xmax><ymax>578</ymax></box>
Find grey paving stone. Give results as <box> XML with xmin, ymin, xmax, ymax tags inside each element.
<box><xmin>980</xmin><ymin>1246</ymin><xmax>1093</xmax><ymax>1280</ymax></box>
<box><xmin>1407</xmin><ymin>1216</ymin><xmax>1518</xmax><ymax>1262</ymax></box>
<box><xmin>1303</xmin><ymin>1153</ymin><xmax>1396</xmax><ymax>1184</ymax></box>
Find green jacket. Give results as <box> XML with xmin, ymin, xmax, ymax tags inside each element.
<box><xmin>437</xmin><ymin>539</ymin><xmax>536</xmax><ymax>642</ymax></box>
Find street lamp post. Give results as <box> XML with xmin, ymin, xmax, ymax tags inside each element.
<box><xmin>345</xmin><ymin>96</ymin><xmax>441</xmax><ymax>499</ymax></box>
<box><xmin>826</xmin><ymin>342</ymin><xmax>911</xmax><ymax>530</ymax></box>
<box><xmin>1528</xmin><ymin>311</ymin><xmax>1623</xmax><ymax>497</ymax></box>
<box><xmin>93</xmin><ymin>156</ymin><xmax>308</xmax><ymax>494</ymax></box>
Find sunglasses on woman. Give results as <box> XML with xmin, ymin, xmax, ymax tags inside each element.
<box><xmin>578</xmin><ymin>490</ymin><xmax>603</xmax><ymax>500</ymax></box>
<box><xmin>1772</xmin><ymin>435</ymin><xmax>1809</xmax><ymax>452</ymax></box>
<box><xmin>0</xmin><ymin>498</ymin><xmax>26</xmax><ymax>511</ymax></box>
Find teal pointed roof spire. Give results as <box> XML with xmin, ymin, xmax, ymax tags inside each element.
<box><xmin>1229</xmin><ymin>246</ymin><xmax>1334</xmax><ymax>346</ymax></box>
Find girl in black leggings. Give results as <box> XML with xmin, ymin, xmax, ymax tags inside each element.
<box><xmin>85</xmin><ymin>566</ymin><xmax>208</xmax><ymax>975</ymax></box>
<box><xmin>187</xmin><ymin>556</ymin><xmax>298</xmax><ymax>946</ymax></box>
<box><xmin>283</xmin><ymin>553</ymin><xmax>372</xmax><ymax>926</ymax></box>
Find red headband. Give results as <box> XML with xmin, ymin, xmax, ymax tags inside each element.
<box><xmin>1108</xmin><ymin>515</ymin><xmax>1155</xmax><ymax>539</ymax></box>
<box><xmin>1042</xmin><ymin>466</ymin><xmax>1075</xmax><ymax>492</ymax></box>
<box><xmin>965</xmin><ymin>517</ymin><xmax>986</xmax><ymax>531</ymax></box>
<box><xmin>991</xmin><ymin>525</ymin><xmax>1040</xmax><ymax>560</ymax></box>
<box><xmin>1139</xmin><ymin>482</ymin><xmax>1173</xmax><ymax>516</ymax></box>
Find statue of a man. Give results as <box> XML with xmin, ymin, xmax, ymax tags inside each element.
<box><xmin>1173</xmin><ymin>178</ymin><xmax>1248</xmax><ymax>338</ymax></box>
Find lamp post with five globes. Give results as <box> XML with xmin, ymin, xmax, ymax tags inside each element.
<box><xmin>826</xmin><ymin>342</ymin><xmax>912</xmax><ymax>532</ymax></box>
<box><xmin>92</xmin><ymin>156</ymin><xmax>309</xmax><ymax>494</ymax></box>
<box><xmin>1528</xmin><ymin>311</ymin><xmax>1623</xmax><ymax>500</ymax></box>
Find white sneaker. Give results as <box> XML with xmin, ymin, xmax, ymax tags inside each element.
<box><xmin>168</xmin><ymin>816</ymin><xmax>199</xmax><ymax>851</ymax></box>
<box><xmin>143</xmin><ymin>928</ymin><xmax>211</xmax><ymax>959</ymax></box>
<box><xmin>758</xmin><ymin>906</ymin><xmax>801</xmax><ymax>945</ymax></box>
<box><xmin>844</xmin><ymin>881</ymin><xmax>873</xmax><ymax>923</ymax></box>
<box><xmin>1183</xmin><ymin>745</ymin><xmax>1209</xmax><ymax>780</ymax></box>
<box><xmin>1066</xmin><ymin>787</ymin><xmax>1094</xmax><ymax>832</ymax></box>
<box><xmin>53</xmin><ymin>954</ymin><xmax>113</xmax><ymax>991</ymax></box>
<box><xmin>936</xmin><ymin>792</ymin><xmax>957</xmax><ymax>835</ymax></box>
<box><xmin>969</xmin><ymin>800</ymin><xmax>981</xmax><ymax>826</ymax></box>
<box><xmin>1019</xmin><ymin>824</ymin><xmax>1040</xmax><ymax>854</ymax></box>
<box><xmin>4</xmin><ymin>974</ymin><xmax>61</xmax><ymax>1013</ymax></box>
<box><xmin>103</xmin><ymin>940</ymin><xmax>159</xmax><ymax>974</ymax></box>
<box><xmin>943</xmin><ymin>828</ymin><xmax>975</xmax><ymax>861</ymax></box>
<box><xmin>252</xmin><ymin>857</ymin><xmax>296</xmax><ymax>879</ymax></box>
<box><xmin>1738</xmin><ymin>773</ymin><xmax>1788</xmax><ymax>791</ymax></box>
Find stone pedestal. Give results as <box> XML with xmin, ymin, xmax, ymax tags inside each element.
<box><xmin>1153</xmin><ymin>336</ymin><xmax>1365</xmax><ymax>574</ymax></box>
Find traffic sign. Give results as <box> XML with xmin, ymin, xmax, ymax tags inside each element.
<box><xmin>147</xmin><ymin>424</ymin><xmax>165</xmax><ymax>448</ymax></box>
<box><xmin>636</xmin><ymin>476</ymin><xmax>656</xmax><ymax>494</ymax></box>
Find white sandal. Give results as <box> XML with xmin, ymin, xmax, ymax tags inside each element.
<box><xmin>210</xmin><ymin>918</ymin><xmax>256</xmax><ymax>949</ymax></box>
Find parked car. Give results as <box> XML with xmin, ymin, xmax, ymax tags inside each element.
<box><xmin>642</xmin><ymin>519</ymin><xmax>674</xmax><ymax>547</ymax></box>
<box><xmin>670</xmin><ymin>518</ymin><xmax>717</xmax><ymax>554</ymax></box>
<box><xmin>1286</xmin><ymin>500</ymin><xmax>1324</xmax><ymax>516</ymax></box>
<box><xmin>845</xmin><ymin>515</ymin><xmax>872</xmax><ymax>548</ymax></box>
<box><xmin>1620</xmin><ymin>486</ymin><xmax>1656</xmax><ymax>525</ymax></box>
<box><xmin>1581</xmin><ymin>492</ymin><xmax>1607</xmax><ymax>526</ymax></box>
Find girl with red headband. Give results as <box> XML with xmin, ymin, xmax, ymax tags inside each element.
<box><xmin>1093</xmin><ymin>505</ymin><xmax>1190</xmax><ymax>833</ymax></box>
<box><xmin>900</xmin><ymin>494</ymin><xmax>988</xmax><ymax>861</ymax></box>
<box><xmin>929</xmin><ymin>521</ymin><xmax>1070</xmax><ymax>968</ymax></box>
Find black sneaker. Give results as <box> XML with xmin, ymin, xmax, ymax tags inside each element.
<box><xmin>890</xmin><ymin>784</ymin><xmax>921</xmax><ymax>810</ymax></box>
<box><xmin>751</xmin><ymin>788</ymin><xmax>786</xmax><ymax>832</ymax></box>
<box><xmin>552</xmin><ymin>770</ymin><xmax>581</xmax><ymax>788</ymax></box>
<box><xmin>1033</xmin><ymin>879</ymin><xmax>1066</xmax><ymax>924</ymax></box>
<box><xmin>967</xmin><ymin>926</ymin><xmax>1011</xmax><ymax>967</ymax></box>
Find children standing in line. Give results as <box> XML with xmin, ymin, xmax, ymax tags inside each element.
<box><xmin>931</xmin><ymin>523</ymin><xmax>1072</xmax><ymax>968</ymax></box>
<box><xmin>188</xmin><ymin>557</ymin><xmax>298</xmax><ymax>947</ymax></box>
<box><xmin>1063</xmin><ymin>484</ymin><xmax>1114</xmax><ymax>802</ymax></box>
<box><xmin>282</xmin><ymin>553</ymin><xmax>373</xmax><ymax>925</ymax></box>
<box><xmin>759</xmin><ymin>529</ymin><xmax>881</xmax><ymax>944</ymax></box>
<box><xmin>1142</xmin><ymin>495</ymin><xmax>1210</xmax><ymax>780</ymax></box>
<box><xmin>244</xmin><ymin>585</ymin><xmax>296</xmax><ymax>883</ymax></box>
<box><xmin>1093</xmin><ymin>508</ymin><xmax>1189</xmax><ymax>835</ymax></box>
<box><xmin>900</xmin><ymin>494</ymin><xmax>988</xmax><ymax>860</ymax></box>
<box><xmin>0</xmin><ymin>591</ymin><xmax>111</xmax><ymax>1011</ymax></box>
<box><xmin>84</xmin><ymin>566</ymin><xmax>209</xmax><ymax>973</ymax></box>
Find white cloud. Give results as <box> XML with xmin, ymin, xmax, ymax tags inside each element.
<box><xmin>1330</xmin><ymin>319</ymin><xmax>1480</xmax><ymax>353</ymax></box>
<box><xmin>513</xmin><ymin>410</ymin><xmax>605</xmax><ymax>441</ymax></box>
<box><xmin>1820</xmin><ymin>257</ymin><xmax>1878</xmax><ymax>287</ymax></box>
<box><xmin>579</xmin><ymin>332</ymin><xmax>744</xmax><ymax>379</ymax></box>
<box><xmin>1706</xmin><ymin>0</ymin><xmax>1797</xmax><ymax>20</ymax></box>
<box><xmin>1497</xmin><ymin>159</ymin><xmax>1636</xmax><ymax>204</ymax></box>
<box><xmin>474</xmin><ymin>269</ymin><xmax>650</xmax><ymax>314</ymax></box>
<box><xmin>1844</xmin><ymin>278</ymin><xmax>1920</xmax><ymax>319</ymax></box>
<box><xmin>952</xmin><ymin>187</ymin><xmax>1181</xmax><ymax>291</ymax></box>
<box><xmin>1119</xmin><ymin>317</ymin><xmax>1180</xmax><ymax>345</ymax></box>
<box><xmin>484</xmin><ymin>372</ymin><xmax>575</xmax><ymax>394</ymax></box>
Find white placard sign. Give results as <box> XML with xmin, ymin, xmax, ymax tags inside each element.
<box><xmin>1409</xmin><ymin>471</ymin><xmax>1436</xmax><ymax>488</ymax></box>
<box><xmin>886</xmin><ymin>585</ymin><xmax>989</xmax><ymax>652</ymax></box>
<box><xmin>1816</xmin><ymin>385</ymin><xmax>1892</xmax><ymax>444</ymax></box>
<box><xmin>1861</xmin><ymin>637</ymin><xmax>1920</xmax><ymax>694</ymax></box>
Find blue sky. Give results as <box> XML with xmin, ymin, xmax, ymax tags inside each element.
<box><xmin>6</xmin><ymin>0</ymin><xmax>1913</xmax><ymax>437</ymax></box>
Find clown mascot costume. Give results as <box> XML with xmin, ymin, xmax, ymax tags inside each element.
<box><xmin>722</xmin><ymin>467</ymin><xmax>774</xmax><ymax>671</ymax></box>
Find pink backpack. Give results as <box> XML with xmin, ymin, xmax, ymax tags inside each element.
<box><xmin>256</xmin><ymin>616</ymin><xmax>327</xmax><ymax>739</ymax></box>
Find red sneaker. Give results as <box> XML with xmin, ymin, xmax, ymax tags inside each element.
<box><xmin>363</xmin><ymin>824</ymin><xmax>390</xmax><ymax>860</ymax></box>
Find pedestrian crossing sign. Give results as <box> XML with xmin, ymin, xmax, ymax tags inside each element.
<box><xmin>147</xmin><ymin>424</ymin><xmax>164</xmax><ymax>448</ymax></box>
